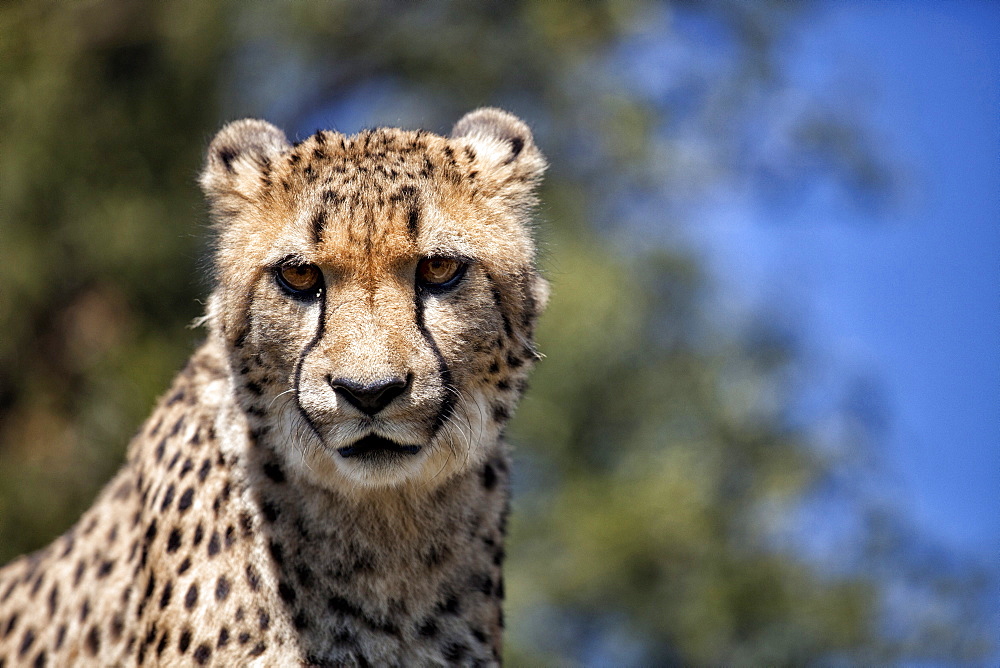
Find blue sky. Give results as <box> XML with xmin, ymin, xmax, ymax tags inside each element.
<box><xmin>690</xmin><ymin>1</ymin><xmax>999</xmax><ymax>561</ymax></box>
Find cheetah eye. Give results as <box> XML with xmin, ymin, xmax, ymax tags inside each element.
<box><xmin>275</xmin><ymin>262</ymin><xmax>323</xmax><ymax>297</ymax></box>
<box><xmin>416</xmin><ymin>257</ymin><xmax>467</xmax><ymax>293</ymax></box>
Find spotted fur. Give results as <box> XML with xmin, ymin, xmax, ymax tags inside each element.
<box><xmin>0</xmin><ymin>108</ymin><xmax>547</xmax><ymax>666</ymax></box>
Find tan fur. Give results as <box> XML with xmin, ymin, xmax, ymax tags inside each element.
<box><xmin>0</xmin><ymin>108</ymin><xmax>547</xmax><ymax>666</ymax></box>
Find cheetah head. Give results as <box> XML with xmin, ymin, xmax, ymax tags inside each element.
<box><xmin>199</xmin><ymin>109</ymin><xmax>548</xmax><ymax>492</ymax></box>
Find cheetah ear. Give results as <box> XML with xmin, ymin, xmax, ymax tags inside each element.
<box><xmin>200</xmin><ymin>119</ymin><xmax>290</xmax><ymax>204</ymax></box>
<box><xmin>451</xmin><ymin>108</ymin><xmax>546</xmax><ymax>184</ymax></box>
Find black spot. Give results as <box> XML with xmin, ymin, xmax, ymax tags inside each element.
<box><xmin>80</xmin><ymin>598</ymin><xmax>90</xmax><ymax>621</ymax></box>
<box><xmin>207</xmin><ymin>531</ymin><xmax>220</xmax><ymax>557</ymax></box>
<box><xmin>294</xmin><ymin>563</ymin><xmax>313</xmax><ymax>587</ymax></box>
<box><xmin>110</xmin><ymin>613</ymin><xmax>124</xmax><ymax>641</ymax></box>
<box><xmin>262</xmin><ymin>501</ymin><xmax>279</xmax><ymax>523</ymax></box>
<box><xmin>216</xmin><ymin>481</ymin><xmax>232</xmax><ymax>509</ymax></box>
<box><xmin>59</xmin><ymin>534</ymin><xmax>76</xmax><ymax>558</ymax></box>
<box><xmin>166</xmin><ymin>528</ymin><xmax>182</xmax><ymax>553</ymax></box>
<box><xmin>215</xmin><ymin>576</ymin><xmax>230</xmax><ymax>602</ymax></box>
<box><xmin>179</xmin><ymin>458</ymin><xmax>194</xmax><ymax>478</ymax></box>
<box><xmin>156</xmin><ymin>630</ymin><xmax>170</xmax><ymax>657</ymax></box>
<box><xmin>85</xmin><ymin>626</ymin><xmax>100</xmax><ymax>656</ymax></box>
<box><xmin>258</xmin><ymin>609</ymin><xmax>270</xmax><ymax>631</ymax></box>
<box><xmin>437</xmin><ymin>594</ymin><xmax>461</xmax><ymax>615</ymax></box>
<box><xmin>139</xmin><ymin>573</ymin><xmax>156</xmax><ymax>615</ymax></box>
<box><xmin>239</xmin><ymin>512</ymin><xmax>254</xmax><ymax>537</ymax></box>
<box><xmin>225</xmin><ymin>524</ymin><xmax>236</xmax><ymax>548</ymax></box>
<box><xmin>293</xmin><ymin>612</ymin><xmax>309</xmax><ymax>630</ymax></box>
<box><xmin>178</xmin><ymin>629</ymin><xmax>192</xmax><ymax>653</ymax></box>
<box><xmin>193</xmin><ymin>523</ymin><xmax>204</xmax><ymax>546</ymax></box>
<box><xmin>249</xmin><ymin>642</ymin><xmax>266</xmax><ymax>657</ymax></box>
<box><xmin>472</xmin><ymin>628</ymin><xmax>488</xmax><ymax>644</ymax></box>
<box><xmin>32</xmin><ymin>649</ymin><xmax>46</xmax><ymax>668</ymax></box>
<box><xmin>46</xmin><ymin>585</ymin><xmax>58</xmax><ymax>617</ymax></box>
<box><xmin>245</xmin><ymin>564</ymin><xmax>261</xmax><ymax>591</ymax></box>
<box><xmin>278</xmin><ymin>581</ymin><xmax>296</xmax><ymax>604</ymax></box>
<box><xmin>245</xmin><ymin>381</ymin><xmax>262</xmax><ymax>396</ymax></box>
<box><xmin>0</xmin><ymin>583</ymin><xmax>16</xmax><ymax>605</ymax></box>
<box><xmin>198</xmin><ymin>458</ymin><xmax>212</xmax><ymax>482</ymax></box>
<box><xmin>178</xmin><ymin>557</ymin><xmax>192</xmax><ymax>575</ymax></box>
<box><xmin>185</xmin><ymin>583</ymin><xmax>198</xmax><ymax>609</ymax></box>
<box><xmin>237</xmin><ymin>632</ymin><xmax>250</xmax><ymax>645</ymax></box>
<box><xmin>73</xmin><ymin>559</ymin><xmax>86</xmax><ymax>586</ymax></box>
<box><xmin>154</xmin><ymin>438</ymin><xmax>166</xmax><ymax>462</ymax></box>
<box><xmin>29</xmin><ymin>572</ymin><xmax>44</xmax><ymax>598</ymax></box>
<box><xmin>178</xmin><ymin>487</ymin><xmax>195</xmax><ymax>512</ymax></box>
<box><xmin>217</xmin><ymin>627</ymin><xmax>230</xmax><ymax>648</ymax></box>
<box><xmin>193</xmin><ymin>643</ymin><xmax>211</xmax><ymax>665</ymax></box>
<box><xmin>406</xmin><ymin>205</ymin><xmax>420</xmax><ymax>236</ymax></box>
<box><xmin>268</xmin><ymin>540</ymin><xmax>284</xmax><ymax>565</ymax></box>
<box><xmin>417</xmin><ymin>619</ymin><xmax>438</xmax><ymax>637</ymax></box>
<box><xmin>263</xmin><ymin>461</ymin><xmax>285</xmax><ymax>483</ymax></box>
<box><xmin>482</xmin><ymin>463</ymin><xmax>498</xmax><ymax>490</ymax></box>
<box><xmin>444</xmin><ymin>641</ymin><xmax>469</xmax><ymax>662</ymax></box>
<box><xmin>326</xmin><ymin>594</ymin><xmax>362</xmax><ymax>619</ymax></box>
<box><xmin>472</xmin><ymin>572</ymin><xmax>494</xmax><ymax>596</ymax></box>
<box><xmin>3</xmin><ymin>612</ymin><xmax>18</xmax><ymax>638</ymax></box>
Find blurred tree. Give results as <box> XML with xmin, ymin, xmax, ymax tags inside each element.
<box><xmin>0</xmin><ymin>0</ymin><xmax>989</xmax><ymax>663</ymax></box>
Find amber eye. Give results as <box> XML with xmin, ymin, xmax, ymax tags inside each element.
<box><xmin>276</xmin><ymin>262</ymin><xmax>322</xmax><ymax>297</ymax></box>
<box><xmin>416</xmin><ymin>257</ymin><xmax>466</xmax><ymax>292</ymax></box>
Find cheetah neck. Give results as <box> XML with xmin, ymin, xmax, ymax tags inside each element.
<box><xmin>193</xmin><ymin>337</ymin><xmax>511</xmax><ymax>661</ymax></box>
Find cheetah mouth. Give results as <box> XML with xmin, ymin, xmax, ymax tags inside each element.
<box><xmin>337</xmin><ymin>435</ymin><xmax>422</xmax><ymax>460</ymax></box>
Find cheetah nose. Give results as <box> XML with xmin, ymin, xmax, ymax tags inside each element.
<box><xmin>328</xmin><ymin>374</ymin><xmax>411</xmax><ymax>416</ymax></box>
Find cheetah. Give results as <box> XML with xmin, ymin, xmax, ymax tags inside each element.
<box><xmin>0</xmin><ymin>108</ymin><xmax>548</xmax><ymax>666</ymax></box>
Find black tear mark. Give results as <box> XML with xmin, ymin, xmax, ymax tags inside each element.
<box><xmin>293</xmin><ymin>288</ymin><xmax>327</xmax><ymax>443</ymax></box>
<box><xmin>504</xmin><ymin>136</ymin><xmax>524</xmax><ymax>165</ymax></box>
<box><xmin>217</xmin><ymin>147</ymin><xmax>238</xmax><ymax>173</ymax></box>
<box><xmin>413</xmin><ymin>293</ymin><xmax>456</xmax><ymax>437</ymax></box>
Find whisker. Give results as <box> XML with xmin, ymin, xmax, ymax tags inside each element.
<box><xmin>267</xmin><ymin>388</ymin><xmax>296</xmax><ymax>410</ymax></box>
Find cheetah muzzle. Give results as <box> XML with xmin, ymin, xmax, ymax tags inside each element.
<box><xmin>0</xmin><ymin>108</ymin><xmax>547</xmax><ymax>667</ymax></box>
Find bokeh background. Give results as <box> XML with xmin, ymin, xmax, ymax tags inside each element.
<box><xmin>0</xmin><ymin>0</ymin><xmax>996</xmax><ymax>664</ymax></box>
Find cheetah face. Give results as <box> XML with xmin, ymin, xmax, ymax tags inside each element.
<box><xmin>200</xmin><ymin>110</ymin><xmax>547</xmax><ymax>491</ymax></box>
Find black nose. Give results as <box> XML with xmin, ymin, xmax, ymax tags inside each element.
<box><xmin>328</xmin><ymin>375</ymin><xmax>410</xmax><ymax>416</ymax></box>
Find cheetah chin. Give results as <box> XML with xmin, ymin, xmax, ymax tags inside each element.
<box><xmin>337</xmin><ymin>435</ymin><xmax>422</xmax><ymax>460</ymax></box>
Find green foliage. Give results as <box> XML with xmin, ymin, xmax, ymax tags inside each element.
<box><xmin>0</xmin><ymin>0</ymin><xmax>988</xmax><ymax>663</ymax></box>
